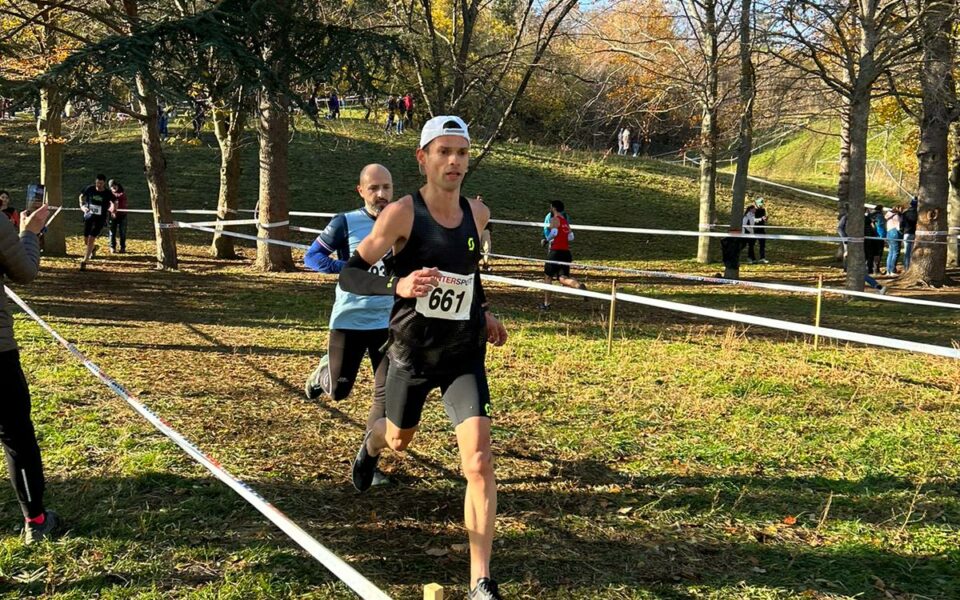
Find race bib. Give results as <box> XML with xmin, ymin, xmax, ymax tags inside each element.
<box><xmin>88</xmin><ymin>204</ymin><xmax>102</xmax><ymax>216</ymax></box>
<box><xmin>369</xmin><ymin>260</ymin><xmax>386</xmax><ymax>277</ymax></box>
<box><xmin>415</xmin><ymin>269</ymin><xmax>474</xmax><ymax>321</ymax></box>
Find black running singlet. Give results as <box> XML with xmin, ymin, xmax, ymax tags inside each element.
<box><xmin>387</xmin><ymin>192</ymin><xmax>484</xmax><ymax>374</ymax></box>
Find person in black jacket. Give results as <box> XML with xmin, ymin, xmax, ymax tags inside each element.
<box><xmin>0</xmin><ymin>204</ymin><xmax>62</xmax><ymax>544</ymax></box>
<box><xmin>901</xmin><ymin>197</ymin><xmax>918</xmax><ymax>270</ymax></box>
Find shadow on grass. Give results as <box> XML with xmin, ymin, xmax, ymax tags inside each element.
<box><xmin>3</xmin><ymin>466</ymin><xmax>956</xmax><ymax>598</ymax></box>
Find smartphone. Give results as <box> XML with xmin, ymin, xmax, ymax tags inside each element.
<box><xmin>26</xmin><ymin>183</ymin><xmax>45</xmax><ymax>213</ymax></box>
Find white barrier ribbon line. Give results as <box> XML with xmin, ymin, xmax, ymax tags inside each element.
<box><xmin>290</xmin><ymin>225</ymin><xmax>325</xmax><ymax>235</ymax></box>
<box><xmin>488</xmin><ymin>218</ymin><xmax>955</xmax><ymax>244</ymax></box>
<box><xmin>479</xmin><ymin>274</ymin><xmax>960</xmax><ymax>359</ymax></box>
<box><xmin>258</xmin><ymin>221</ymin><xmax>290</xmax><ymax>229</ymax></box>
<box><xmin>2</xmin><ymin>286</ymin><xmax>392</xmax><ymax>600</ymax></box>
<box><xmin>172</xmin><ymin>218</ymin><xmax>261</xmax><ymax>228</ymax></box>
<box><xmin>487</xmin><ymin>253</ymin><xmax>960</xmax><ymax>311</ymax></box>
<box><xmin>175</xmin><ymin>222</ymin><xmax>310</xmax><ymax>250</ymax></box>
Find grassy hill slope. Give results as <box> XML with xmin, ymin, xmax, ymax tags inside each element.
<box><xmin>742</xmin><ymin>120</ymin><xmax>919</xmax><ymax>206</ymax></box>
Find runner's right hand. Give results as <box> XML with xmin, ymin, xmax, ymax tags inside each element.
<box><xmin>397</xmin><ymin>267</ymin><xmax>440</xmax><ymax>298</ymax></box>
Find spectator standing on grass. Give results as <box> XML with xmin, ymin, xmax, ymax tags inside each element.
<box><xmin>753</xmin><ymin>198</ymin><xmax>769</xmax><ymax>263</ymax></box>
<box><xmin>742</xmin><ymin>204</ymin><xmax>757</xmax><ymax>264</ymax></box>
<box><xmin>884</xmin><ymin>205</ymin><xmax>903</xmax><ymax>275</ymax></box>
<box><xmin>385</xmin><ymin>96</ymin><xmax>397</xmax><ymax>134</ymax></box>
<box><xmin>838</xmin><ymin>212</ymin><xmax>888</xmax><ymax>294</ymax></box>
<box><xmin>868</xmin><ymin>205</ymin><xmax>886</xmax><ymax>274</ymax></box>
<box><xmin>78</xmin><ymin>174</ymin><xmax>112</xmax><ymax>270</ymax></box>
<box><xmin>618</xmin><ymin>127</ymin><xmax>630</xmax><ymax>155</ymax></box>
<box><xmin>0</xmin><ymin>202</ymin><xmax>63</xmax><ymax>544</ymax></box>
<box><xmin>108</xmin><ymin>179</ymin><xmax>128</xmax><ymax>254</ymax></box>
<box><xmin>157</xmin><ymin>106</ymin><xmax>169</xmax><ymax>141</ymax></box>
<box><xmin>404</xmin><ymin>92</ymin><xmax>415</xmax><ymax>129</ymax></box>
<box><xmin>192</xmin><ymin>98</ymin><xmax>206</xmax><ymax>138</ymax></box>
<box><xmin>0</xmin><ymin>191</ymin><xmax>19</xmax><ymax>229</ymax></box>
<box><xmin>901</xmin><ymin>197</ymin><xmax>918</xmax><ymax>270</ymax></box>
<box><xmin>328</xmin><ymin>91</ymin><xmax>340</xmax><ymax>120</ymax></box>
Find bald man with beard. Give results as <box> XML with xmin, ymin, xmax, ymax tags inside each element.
<box><xmin>304</xmin><ymin>165</ymin><xmax>395</xmax><ymax>485</ymax></box>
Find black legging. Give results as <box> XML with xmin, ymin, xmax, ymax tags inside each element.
<box><xmin>318</xmin><ymin>329</ymin><xmax>388</xmax><ymax>426</ymax></box>
<box><xmin>0</xmin><ymin>349</ymin><xmax>46</xmax><ymax>520</ymax></box>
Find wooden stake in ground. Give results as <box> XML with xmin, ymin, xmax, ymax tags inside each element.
<box><xmin>814</xmin><ymin>275</ymin><xmax>823</xmax><ymax>350</ymax></box>
<box><xmin>424</xmin><ymin>583</ymin><xmax>444</xmax><ymax>600</ymax></box>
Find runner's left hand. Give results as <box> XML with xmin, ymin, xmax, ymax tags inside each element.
<box><xmin>484</xmin><ymin>312</ymin><xmax>507</xmax><ymax>346</ymax></box>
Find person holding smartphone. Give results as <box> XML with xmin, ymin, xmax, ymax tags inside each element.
<box><xmin>0</xmin><ymin>203</ymin><xmax>62</xmax><ymax>543</ymax></box>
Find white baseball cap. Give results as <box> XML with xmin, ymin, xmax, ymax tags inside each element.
<box><xmin>419</xmin><ymin>115</ymin><xmax>470</xmax><ymax>149</ymax></box>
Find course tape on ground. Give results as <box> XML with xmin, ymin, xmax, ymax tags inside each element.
<box><xmin>1</xmin><ymin>288</ymin><xmax>392</xmax><ymax>600</ymax></box>
<box><xmin>479</xmin><ymin>275</ymin><xmax>960</xmax><ymax>359</ymax></box>
<box><xmin>487</xmin><ymin>253</ymin><xmax>960</xmax><ymax>311</ymax></box>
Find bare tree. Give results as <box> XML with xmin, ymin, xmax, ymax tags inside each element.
<box><xmin>726</xmin><ymin>0</ymin><xmax>754</xmax><ymax>277</ymax></box>
<box><xmin>900</xmin><ymin>0</ymin><xmax>957</xmax><ymax>286</ymax></box>
<box><xmin>771</xmin><ymin>0</ymin><xmax>923</xmax><ymax>290</ymax></box>
<box><xmin>210</xmin><ymin>89</ymin><xmax>248</xmax><ymax>259</ymax></box>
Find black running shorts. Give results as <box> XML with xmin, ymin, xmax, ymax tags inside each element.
<box><xmin>385</xmin><ymin>354</ymin><xmax>491</xmax><ymax>430</ymax></box>
<box><xmin>545</xmin><ymin>249</ymin><xmax>572</xmax><ymax>279</ymax></box>
<box><xmin>83</xmin><ymin>216</ymin><xmax>106</xmax><ymax>238</ymax></box>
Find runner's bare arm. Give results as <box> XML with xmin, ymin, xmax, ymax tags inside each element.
<box><xmin>338</xmin><ymin>197</ymin><xmax>439</xmax><ymax>298</ymax></box>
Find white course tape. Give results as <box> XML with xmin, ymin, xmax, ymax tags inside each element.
<box><xmin>173</xmin><ymin>218</ymin><xmax>261</xmax><ymax>228</ymax></box>
<box><xmin>258</xmin><ymin>221</ymin><xmax>289</xmax><ymax>229</ymax></box>
<box><xmin>175</xmin><ymin>222</ymin><xmax>310</xmax><ymax>250</ymax></box>
<box><xmin>2</xmin><ymin>286</ymin><xmax>392</xmax><ymax>600</ymax></box>
<box><xmin>488</xmin><ymin>253</ymin><xmax>960</xmax><ymax>311</ymax></box>
<box><xmin>491</xmin><ymin>217</ymin><xmax>955</xmax><ymax>244</ymax></box>
<box><xmin>291</xmin><ymin>225</ymin><xmax>325</xmax><ymax>235</ymax></box>
<box><xmin>479</xmin><ymin>275</ymin><xmax>960</xmax><ymax>359</ymax></box>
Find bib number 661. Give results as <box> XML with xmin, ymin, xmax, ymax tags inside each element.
<box><xmin>428</xmin><ymin>287</ymin><xmax>466</xmax><ymax>313</ymax></box>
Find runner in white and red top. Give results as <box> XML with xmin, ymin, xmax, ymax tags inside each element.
<box><xmin>541</xmin><ymin>200</ymin><xmax>587</xmax><ymax>309</ymax></box>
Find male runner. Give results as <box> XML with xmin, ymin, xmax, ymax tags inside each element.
<box><xmin>78</xmin><ymin>174</ymin><xmax>112</xmax><ymax>270</ymax></box>
<box><xmin>338</xmin><ymin>116</ymin><xmax>508</xmax><ymax>600</ymax></box>
<box><xmin>303</xmin><ymin>164</ymin><xmax>394</xmax><ymax>435</ymax></box>
<box><xmin>541</xmin><ymin>200</ymin><xmax>586</xmax><ymax>309</ymax></box>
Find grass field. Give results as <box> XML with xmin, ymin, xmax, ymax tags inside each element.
<box><xmin>1</xmin><ymin>114</ymin><xmax>959</xmax><ymax>600</ymax></box>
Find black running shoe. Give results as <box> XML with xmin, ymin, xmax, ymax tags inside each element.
<box><xmin>352</xmin><ymin>430</ymin><xmax>381</xmax><ymax>492</ymax></box>
<box><xmin>468</xmin><ymin>578</ymin><xmax>503</xmax><ymax>600</ymax></box>
<box><xmin>24</xmin><ymin>510</ymin><xmax>62</xmax><ymax>545</ymax></box>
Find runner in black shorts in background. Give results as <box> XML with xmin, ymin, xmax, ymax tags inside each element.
<box><xmin>541</xmin><ymin>200</ymin><xmax>586</xmax><ymax>310</ymax></box>
<box><xmin>78</xmin><ymin>174</ymin><xmax>112</xmax><ymax>271</ymax></box>
<box><xmin>338</xmin><ymin>115</ymin><xmax>508</xmax><ymax>600</ymax></box>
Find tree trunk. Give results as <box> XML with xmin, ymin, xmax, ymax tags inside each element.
<box><xmin>902</xmin><ymin>0</ymin><xmax>955</xmax><ymax>287</ymax></box>
<box><xmin>134</xmin><ymin>73</ymin><xmax>178</xmax><ymax>270</ymax></box>
<box><xmin>949</xmin><ymin>122</ymin><xmax>960</xmax><ymax>267</ymax></box>
<box><xmin>726</xmin><ymin>0</ymin><xmax>754</xmax><ymax>279</ymax></box>
<box><xmin>36</xmin><ymin>84</ymin><xmax>66</xmax><ymax>256</ymax></box>
<box><xmin>695</xmin><ymin>0</ymin><xmax>719</xmax><ymax>264</ymax></box>
<box><xmin>697</xmin><ymin>105</ymin><xmax>718</xmax><ymax>263</ymax></box>
<box><xmin>843</xmin><ymin>93</ymin><xmax>870</xmax><ymax>291</ymax></box>
<box><xmin>451</xmin><ymin>0</ymin><xmax>479</xmax><ymax>109</ymax></box>
<box><xmin>835</xmin><ymin>104</ymin><xmax>852</xmax><ymax>262</ymax></box>
<box><xmin>254</xmin><ymin>90</ymin><xmax>294</xmax><ymax>271</ymax></box>
<box><xmin>211</xmin><ymin>104</ymin><xmax>245</xmax><ymax>259</ymax></box>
